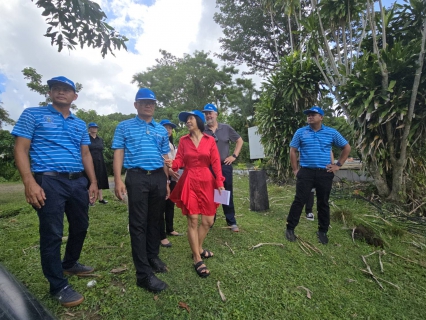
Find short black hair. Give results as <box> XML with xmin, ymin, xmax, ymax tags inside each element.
<box><xmin>195</xmin><ymin>115</ymin><xmax>205</xmax><ymax>132</ymax></box>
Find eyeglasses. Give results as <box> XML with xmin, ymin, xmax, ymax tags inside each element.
<box><xmin>51</xmin><ymin>86</ymin><xmax>74</xmax><ymax>93</ymax></box>
<box><xmin>212</xmin><ymin>133</ymin><xmax>218</xmax><ymax>143</ymax></box>
<box><xmin>136</xmin><ymin>101</ymin><xmax>157</xmax><ymax>107</ymax></box>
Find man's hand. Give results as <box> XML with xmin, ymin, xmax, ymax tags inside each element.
<box><xmin>326</xmin><ymin>164</ymin><xmax>341</xmax><ymax>173</ymax></box>
<box><xmin>293</xmin><ymin>169</ymin><xmax>299</xmax><ymax>177</ymax></box>
<box><xmin>24</xmin><ymin>180</ymin><xmax>46</xmax><ymax>209</ymax></box>
<box><xmin>115</xmin><ymin>180</ymin><xmax>127</xmax><ymax>200</ymax></box>
<box><xmin>88</xmin><ymin>181</ymin><xmax>99</xmax><ymax>204</ymax></box>
<box><xmin>165</xmin><ymin>183</ymin><xmax>170</xmax><ymax>200</ymax></box>
<box><xmin>223</xmin><ymin>156</ymin><xmax>236</xmax><ymax>165</ymax></box>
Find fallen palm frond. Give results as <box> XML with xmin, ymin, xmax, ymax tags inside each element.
<box><xmin>296</xmin><ymin>235</ymin><xmax>323</xmax><ymax>256</ymax></box>
<box><xmin>217</xmin><ymin>281</ymin><xmax>226</xmax><ymax>302</ymax></box>
<box><xmin>249</xmin><ymin>243</ymin><xmax>284</xmax><ymax>250</ymax></box>
<box><xmin>297</xmin><ymin>286</ymin><xmax>312</xmax><ymax>299</ymax></box>
<box><xmin>224</xmin><ymin>242</ymin><xmax>235</xmax><ymax>255</ymax></box>
<box><xmin>360</xmin><ymin>251</ymin><xmax>399</xmax><ymax>290</ymax></box>
<box><xmin>388</xmin><ymin>251</ymin><xmax>426</xmax><ymax>268</ymax></box>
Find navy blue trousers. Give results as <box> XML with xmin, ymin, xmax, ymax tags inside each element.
<box><xmin>34</xmin><ymin>175</ymin><xmax>89</xmax><ymax>294</ymax></box>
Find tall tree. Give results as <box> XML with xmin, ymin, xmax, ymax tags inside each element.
<box><xmin>214</xmin><ymin>0</ymin><xmax>297</xmax><ymax>75</ymax></box>
<box><xmin>22</xmin><ymin>67</ymin><xmax>83</xmax><ymax>109</ymax></box>
<box><xmin>32</xmin><ymin>0</ymin><xmax>128</xmax><ymax>57</ymax></box>
<box><xmin>132</xmin><ymin>50</ymin><xmax>239</xmax><ymax>113</ymax></box>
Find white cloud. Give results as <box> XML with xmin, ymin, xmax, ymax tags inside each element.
<box><xmin>0</xmin><ymin>0</ymin><xmax>216</xmax><ymax>131</ymax></box>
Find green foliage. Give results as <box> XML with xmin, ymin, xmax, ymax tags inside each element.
<box><xmin>0</xmin><ymin>101</ymin><xmax>15</xmax><ymax>129</ymax></box>
<box><xmin>256</xmin><ymin>53</ymin><xmax>325</xmax><ymax>181</ymax></box>
<box><xmin>22</xmin><ymin>67</ymin><xmax>83</xmax><ymax>109</ymax></box>
<box><xmin>132</xmin><ymin>50</ymin><xmax>238</xmax><ymax>112</ymax></box>
<box><xmin>0</xmin><ymin>130</ymin><xmax>20</xmax><ymax>181</ymax></box>
<box><xmin>32</xmin><ymin>0</ymin><xmax>128</xmax><ymax>58</ymax></box>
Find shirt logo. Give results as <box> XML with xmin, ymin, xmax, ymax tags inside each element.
<box><xmin>43</xmin><ymin>115</ymin><xmax>54</xmax><ymax>123</ymax></box>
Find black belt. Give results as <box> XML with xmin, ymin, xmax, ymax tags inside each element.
<box><xmin>34</xmin><ymin>171</ymin><xmax>84</xmax><ymax>180</ymax></box>
<box><xmin>127</xmin><ymin>167</ymin><xmax>163</xmax><ymax>175</ymax></box>
<box><xmin>301</xmin><ymin>167</ymin><xmax>328</xmax><ymax>171</ymax></box>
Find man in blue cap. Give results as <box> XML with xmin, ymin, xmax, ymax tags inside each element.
<box><xmin>285</xmin><ymin>106</ymin><xmax>351</xmax><ymax>244</ymax></box>
<box><xmin>12</xmin><ymin>76</ymin><xmax>98</xmax><ymax>307</ymax></box>
<box><xmin>201</xmin><ymin>103</ymin><xmax>244</xmax><ymax>232</ymax></box>
<box><xmin>112</xmin><ymin>88</ymin><xmax>170</xmax><ymax>292</ymax></box>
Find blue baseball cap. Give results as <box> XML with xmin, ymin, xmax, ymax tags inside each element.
<box><xmin>135</xmin><ymin>88</ymin><xmax>156</xmax><ymax>101</ymax></box>
<box><xmin>159</xmin><ymin>119</ymin><xmax>177</xmax><ymax>129</ymax></box>
<box><xmin>178</xmin><ymin>110</ymin><xmax>206</xmax><ymax>123</ymax></box>
<box><xmin>88</xmin><ymin>122</ymin><xmax>98</xmax><ymax>128</ymax></box>
<box><xmin>303</xmin><ymin>106</ymin><xmax>324</xmax><ymax>116</ymax></box>
<box><xmin>201</xmin><ymin>103</ymin><xmax>218</xmax><ymax>113</ymax></box>
<box><xmin>47</xmin><ymin>76</ymin><xmax>76</xmax><ymax>92</ymax></box>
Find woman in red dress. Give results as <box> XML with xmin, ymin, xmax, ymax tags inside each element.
<box><xmin>167</xmin><ymin>110</ymin><xmax>224</xmax><ymax>278</ymax></box>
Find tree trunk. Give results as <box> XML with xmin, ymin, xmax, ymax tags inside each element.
<box><xmin>249</xmin><ymin>170</ymin><xmax>270</xmax><ymax>211</ymax></box>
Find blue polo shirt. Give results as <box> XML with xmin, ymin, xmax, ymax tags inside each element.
<box><xmin>111</xmin><ymin>116</ymin><xmax>169</xmax><ymax>170</ymax></box>
<box><xmin>290</xmin><ymin>125</ymin><xmax>348</xmax><ymax>169</ymax></box>
<box><xmin>11</xmin><ymin>105</ymin><xmax>90</xmax><ymax>173</ymax></box>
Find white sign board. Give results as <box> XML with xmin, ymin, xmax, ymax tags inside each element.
<box><xmin>248</xmin><ymin>126</ymin><xmax>265</xmax><ymax>159</ymax></box>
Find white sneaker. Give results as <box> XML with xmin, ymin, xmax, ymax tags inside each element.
<box><xmin>306</xmin><ymin>213</ymin><xmax>314</xmax><ymax>221</ymax></box>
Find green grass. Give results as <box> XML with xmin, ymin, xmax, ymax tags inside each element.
<box><xmin>1</xmin><ymin>175</ymin><xmax>426</xmax><ymax>319</ymax></box>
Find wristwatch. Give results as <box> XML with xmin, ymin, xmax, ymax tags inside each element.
<box><xmin>232</xmin><ymin>153</ymin><xmax>238</xmax><ymax>159</ymax></box>
<box><xmin>336</xmin><ymin>162</ymin><xmax>342</xmax><ymax>167</ymax></box>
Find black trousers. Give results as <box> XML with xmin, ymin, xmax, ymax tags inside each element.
<box><xmin>160</xmin><ymin>180</ymin><xmax>176</xmax><ymax>239</ymax></box>
<box><xmin>221</xmin><ymin>164</ymin><xmax>237</xmax><ymax>226</ymax></box>
<box><xmin>286</xmin><ymin>168</ymin><xmax>334</xmax><ymax>233</ymax></box>
<box><xmin>125</xmin><ymin>169</ymin><xmax>166</xmax><ymax>280</ymax></box>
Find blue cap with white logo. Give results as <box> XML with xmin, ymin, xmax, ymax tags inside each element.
<box><xmin>47</xmin><ymin>76</ymin><xmax>76</xmax><ymax>92</ymax></box>
<box><xmin>88</xmin><ymin>122</ymin><xmax>98</xmax><ymax>128</ymax></box>
<box><xmin>178</xmin><ymin>110</ymin><xmax>206</xmax><ymax>123</ymax></box>
<box><xmin>303</xmin><ymin>106</ymin><xmax>324</xmax><ymax>116</ymax></box>
<box><xmin>201</xmin><ymin>103</ymin><xmax>218</xmax><ymax>113</ymax></box>
<box><xmin>135</xmin><ymin>88</ymin><xmax>156</xmax><ymax>101</ymax></box>
<box><xmin>159</xmin><ymin>119</ymin><xmax>177</xmax><ymax>129</ymax></box>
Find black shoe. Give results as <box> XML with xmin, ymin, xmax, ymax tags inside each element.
<box><xmin>63</xmin><ymin>262</ymin><xmax>94</xmax><ymax>276</ymax></box>
<box><xmin>317</xmin><ymin>231</ymin><xmax>329</xmax><ymax>244</ymax></box>
<box><xmin>99</xmin><ymin>199</ymin><xmax>108</xmax><ymax>204</ymax></box>
<box><xmin>285</xmin><ymin>229</ymin><xmax>296</xmax><ymax>242</ymax></box>
<box><xmin>53</xmin><ymin>285</ymin><xmax>84</xmax><ymax>307</ymax></box>
<box><xmin>160</xmin><ymin>241</ymin><xmax>172</xmax><ymax>248</ymax></box>
<box><xmin>149</xmin><ymin>257</ymin><xmax>168</xmax><ymax>273</ymax></box>
<box><xmin>137</xmin><ymin>274</ymin><xmax>168</xmax><ymax>293</ymax></box>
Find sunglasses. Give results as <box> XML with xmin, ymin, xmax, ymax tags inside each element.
<box><xmin>212</xmin><ymin>133</ymin><xmax>218</xmax><ymax>143</ymax></box>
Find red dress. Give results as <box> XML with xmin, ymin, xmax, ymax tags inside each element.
<box><xmin>170</xmin><ymin>133</ymin><xmax>225</xmax><ymax>216</ymax></box>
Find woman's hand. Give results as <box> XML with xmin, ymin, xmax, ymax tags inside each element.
<box><xmin>169</xmin><ymin>168</ymin><xmax>180</xmax><ymax>180</ymax></box>
<box><xmin>164</xmin><ymin>159</ymin><xmax>173</xmax><ymax>168</ymax></box>
<box><xmin>218</xmin><ymin>186</ymin><xmax>225</xmax><ymax>195</ymax></box>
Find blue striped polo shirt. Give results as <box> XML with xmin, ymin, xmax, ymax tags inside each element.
<box><xmin>11</xmin><ymin>105</ymin><xmax>90</xmax><ymax>173</ymax></box>
<box><xmin>111</xmin><ymin>116</ymin><xmax>169</xmax><ymax>170</ymax></box>
<box><xmin>290</xmin><ymin>125</ymin><xmax>348</xmax><ymax>169</ymax></box>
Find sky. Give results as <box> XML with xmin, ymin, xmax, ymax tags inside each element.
<box><xmin>0</xmin><ymin>0</ymin><xmax>402</xmax><ymax>131</ymax></box>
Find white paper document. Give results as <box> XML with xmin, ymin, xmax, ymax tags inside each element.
<box><xmin>214</xmin><ymin>189</ymin><xmax>230</xmax><ymax>205</ymax></box>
